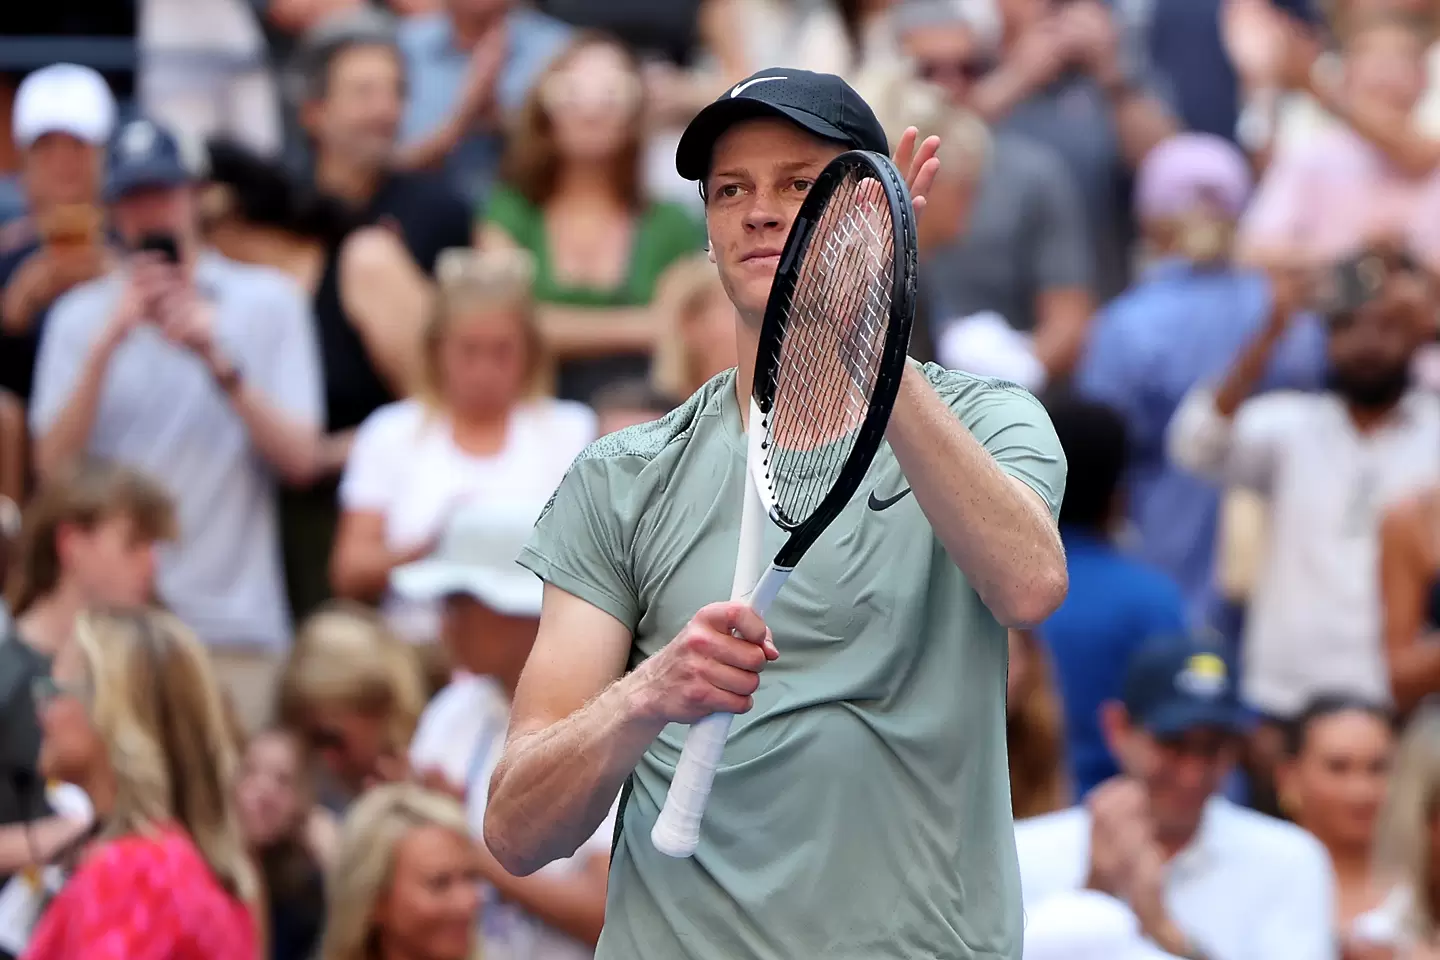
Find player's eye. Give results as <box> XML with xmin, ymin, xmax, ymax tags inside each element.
<box><xmin>717</xmin><ymin>183</ymin><xmax>744</xmax><ymax>198</ymax></box>
<box><xmin>792</xmin><ymin>179</ymin><xmax>814</xmax><ymax>194</ymax></box>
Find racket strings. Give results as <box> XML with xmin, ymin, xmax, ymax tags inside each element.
<box><xmin>763</xmin><ymin>169</ymin><xmax>895</xmax><ymax>527</ymax></box>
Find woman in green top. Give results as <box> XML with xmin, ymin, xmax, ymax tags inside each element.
<box><xmin>478</xmin><ymin>32</ymin><xmax>708</xmax><ymax>403</ymax></box>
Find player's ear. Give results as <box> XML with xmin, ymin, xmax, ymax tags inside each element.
<box><xmin>706</xmin><ymin>236</ymin><xmax>716</xmax><ymax>265</ymax></box>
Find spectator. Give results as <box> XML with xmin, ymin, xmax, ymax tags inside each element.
<box><xmin>591</xmin><ymin>379</ymin><xmax>680</xmax><ymax>436</ymax></box>
<box><xmin>1076</xmin><ymin>133</ymin><xmax>1326</xmax><ymax>622</ymax></box>
<box><xmin>297</xmin><ymin>13</ymin><xmax>473</xmax><ymax>273</ymax></box>
<box><xmin>0</xmin><ymin>393</ymin><xmax>21</xmax><ymax>505</ymax></box>
<box><xmin>28</xmin><ymin>117</ymin><xmax>325</xmax><ymax>732</ymax></box>
<box><xmin>0</xmin><ymin>64</ymin><xmax>117</xmax><ymax>406</ymax></box>
<box><xmin>648</xmin><ymin>255</ymin><xmax>735</xmax><ymax>401</ymax></box>
<box><xmin>235</xmin><ymin>727</ymin><xmax>329</xmax><ymax>960</ymax></box>
<box><xmin>0</xmin><ymin>464</ymin><xmax>174</xmax><ymax>897</ymax></box>
<box><xmin>1006</xmin><ymin>628</ymin><xmax>1070</xmax><ymax>819</ymax></box>
<box><xmin>395</xmin><ymin>0</ymin><xmax>573</xmax><ymax>204</ymax></box>
<box><xmin>890</xmin><ymin>4</ymin><xmax>1095</xmax><ymax>384</ymax></box>
<box><xmin>331</xmin><ymin>248</ymin><xmax>594</xmax><ymax>643</ymax></box>
<box><xmin>1275</xmin><ymin>696</ymin><xmax>1396</xmax><ymax>946</ymax></box>
<box><xmin>317</xmin><ymin>783</ymin><xmax>481</xmax><ymax>960</ymax></box>
<box><xmin>25</xmin><ymin>608</ymin><xmax>258</xmax><ymax>959</ymax></box>
<box><xmin>400</xmin><ymin>503</ymin><xmax>610</xmax><ymax>957</ymax></box>
<box><xmin>1038</xmin><ymin>392</ymin><xmax>1186</xmax><ymax>797</ymax></box>
<box><xmin>278</xmin><ymin>601</ymin><xmax>427</xmax><ymax>799</ymax></box>
<box><xmin>971</xmin><ymin>0</ymin><xmax>1176</xmax><ymax>301</ymax></box>
<box><xmin>480</xmin><ymin>33</ymin><xmax>707</xmax><ymax>403</ymax></box>
<box><xmin>1023</xmin><ymin>890</ymin><xmax>1185</xmax><ymax>960</ymax></box>
<box><xmin>1015</xmin><ymin>634</ymin><xmax>1336</xmax><ymax>960</ymax></box>
<box><xmin>1379</xmin><ymin>475</ymin><xmax>1440</xmax><ymax>715</ymax></box>
<box><xmin>1238</xmin><ymin>12</ymin><xmax>1440</xmax><ymax>271</ymax></box>
<box><xmin>203</xmin><ymin>137</ymin><xmax>431</xmax><ymax>622</ymax></box>
<box><xmin>1167</xmin><ymin>248</ymin><xmax>1440</xmax><ymax>733</ymax></box>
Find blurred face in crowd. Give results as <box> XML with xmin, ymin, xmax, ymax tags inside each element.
<box><xmin>446</xmin><ymin>0</ymin><xmax>510</xmax><ymax>20</ymax></box>
<box><xmin>440</xmin><ymin>594</ymin><xmax>538</xmax><ymax>685</ymax></box>
<box><xmin>307</xmin><ymin>43</ymin><xmax>404</xmax><ymax>169</ymax></box>
<box><xmin>304</xmin><ymin>702</ymin><xmax>390</xmax><ymax>793</ymax></box>
<box><xmin>1280</xmin><ymin>709</ymin><xmax>1393</xmax><ymax>851</ymax></box>
<box><xmin>36</xmin><ymin>640</ymin><xmax>103</xmax><ymax>786</ymax></box>
<box><xmin>683</xmin><ymin>282</ymin><xmax>739</xmax><ymax>383</ymax></box>
<box><xmin>705</xmin><ymin>119</ymin><xmax>845</xmax><ymax>324</ymax></box>
<box><xmin>372</xmin><ymin>824</ymin><xmax>482</xmax><ymax>960</ymax></box>
<box><xmin>1326</xmin><ymin>275</ymin><xmax>1426</xmax><ymax>410</ymax></box>
<box><xmin>236</xmin><ymin>730</ymin><xmax>308</xmax><ymax>850</ymax></box>
<box><xmin>111</xmin><ymin>185</ymin><xmax>196</xmax><ymax>252</ymax></box>
<box><xmin>899</xmin><ymin>23</ymin><xmax>991</xmax><ymax>104</ymax></box>
<box><xmin>541</xmin><ymin>41</ymin><xmax>643</xmax><ymax>165</ymax></box>
<box><xmin>1106</xmin><ymin>711</ymin><xmax>1240</xmax><ymax>844</ymax></box>
<box><xmin>58</xmin><ymin>512</ymin><xmax>159</xmax><ymax>606</ymax></box>
<box><xmin>917</xmin><ymin>152</ymin><xmax>980</xmax><ymax>253</ymax></box>
<box><xmin>438</xmin><ymin>305</ymin><xmax>532</xmax><ymax>416</ymax></box>
<box><xmin>24</xmin><ymin>132</ymin><xmax>103</xmax><ymax>209</ymax></box>
<box><xmin>1344</xmin><ymin>21</ymin><xmax>1426</xmax><ymax>115</ymax></box>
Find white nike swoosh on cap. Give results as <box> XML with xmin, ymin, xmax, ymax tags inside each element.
<box><xmin>730</xmin><ymin>76</ymin><xmax>788</xmax><ymax>98</ymax></box>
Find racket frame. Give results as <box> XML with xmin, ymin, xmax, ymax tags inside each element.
<box><xmin>650</xmin><ymin>150</ymin><xmax>917</xmax><ymax>860</ymax></box>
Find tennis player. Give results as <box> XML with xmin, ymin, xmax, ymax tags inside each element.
<box><xmin>485</xmin><ymin>70</ymin><xmax>1069</xmax><ymax>960</ymax></box>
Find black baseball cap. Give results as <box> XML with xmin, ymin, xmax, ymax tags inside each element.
<box><xmin>675</xmin><ymin>68</ymin><xmax>890</xmax><ymax>182</ymax></box>
<box><xmin>1121</xmin><ymin>635</ymin><xmax>1250</xmax><ymax>739</ymax></box>
<box><xmin>106</xmin><ymin>118</ymin><xmax>193</xmax><ymax>201</ymax></box>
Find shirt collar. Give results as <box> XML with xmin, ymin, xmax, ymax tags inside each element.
<box><xmin>1168</xmin><ymin>795</ymin><xmax>1229</xmax><ymax>876</ymax></box>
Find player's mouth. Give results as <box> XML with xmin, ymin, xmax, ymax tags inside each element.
<box><xmin>740</xmin><ymin>247</ymin><xmax>784</xmax><ymax>269</ymax></box>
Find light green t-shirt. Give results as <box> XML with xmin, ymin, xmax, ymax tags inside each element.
<box><xmin>519</xmin><ymin>363</ymin><xmax>1067</xmax><ymax>960</ymax></box>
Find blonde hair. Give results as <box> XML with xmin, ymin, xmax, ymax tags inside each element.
<box><xmin>7</xmin><ymin>460</ymin><xmax>176</xmax><ymax>614</ymax></box>
<box><xmin>278</xmin><ymin>601</ymin><xmax>426</xmax><ymax>756</ymax></box>
<box><xmin>74</xmin><ymin>607</ymin><xmax>259</xmax><ymax>903</ymax></box>
<box><xmin>1374</xmin><ymin>704</ymin><xmax>1440</xmax><ymax>940</ymax></box>
<box><xmin>319</xmin><ymin>783</ymin><xmax>479</xmax><ymax>960</ymax></box>
<box><xmin>650</xmin><ymin>255</ymin><xmax>731</xmax><ymax>399</ymax></box>
<box><xmin>421</xmin><ymin>247</ymin><xmax>553</xmax><ymax>405</ymax></box>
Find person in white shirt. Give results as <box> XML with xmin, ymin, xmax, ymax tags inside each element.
<box><xmin>402</xmin><ymin>502</ymin><xmax>611</xmax><ymax>960</ymax></box>
<box><xmin>1168</xmin><ymin>247</ymin><xmax>1440</xmax><ymax>722</ymax></box>
<box><xmin>1015</xmin><ymin>633</ymin><xmax>1337</xmax><ymax>960</ymax></box>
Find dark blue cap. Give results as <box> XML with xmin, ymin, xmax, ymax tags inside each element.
<box><xmin>1122</xmin><ymin>635</ymin><xmax>1249</xmax><ymax>738</ymax></box>
<box><xmin>675</xmin><ymin>68</ymin><xmax>889</xmax><ymax>182</ymax></box>
<box><xmin>106</xmin><ymin>118</ymin><xmax>192</xmax><ymax>201</ymax></box>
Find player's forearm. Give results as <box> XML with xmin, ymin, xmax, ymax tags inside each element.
<box><xmin>485</xmin><ymin>676</ymin><xmax>664</xmax><ymax>876</ymax></box>
<box><xmin>886</xmin><ymin>367</ymin><xmax>1066</xmax><ymax>627</ymax></box>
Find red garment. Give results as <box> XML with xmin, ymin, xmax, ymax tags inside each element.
<box><xmin>23</xmin><ymin>827</ymin><xmax>257</xmax><ymax>960</ymax></box>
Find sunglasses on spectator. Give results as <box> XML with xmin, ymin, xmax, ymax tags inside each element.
<box><xmin>915</xmin><ymin>57</ymin><xmax>994</xmax><ymax>84</ymax></box>
<box><xmin>305</xmin><ymin>726</ymin><xmax>348</xmax><ymax>752</ymax></box>
<box><xmin>541</xmin><ymin>74</ymin><xmax>643</xmax><ymax>112</ymax></box>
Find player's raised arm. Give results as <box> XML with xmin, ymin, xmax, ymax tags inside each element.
<box><xmin>484</xmin><ymin>587</ymin><xmax>774</xmax><ymax>875</ymax></box>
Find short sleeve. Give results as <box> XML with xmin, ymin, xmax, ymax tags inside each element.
<box><xmin>1027</xmin><ymin>149</ymin><xmax>1094</xmax><ymax>292</ymax></box>
<box><xmin>339</xmin><ymin>403</ymin><xmax>415</xmax><ymax>512</ymax></box>
<box><xmin>28</xmin><ymin>287</ymin><xmax>106</xmax><ymax>437</ymax></box>
<box><xmin>518</xmin><ymin>454</ymin><xmax>640</xmax><ymax>632</ymax></box>
<box><xmin>928</xmin><ymin>365</ymin><xmax>1067</xmax><ymax>520</ymax></box>
<box><xmin>245</xmin><ymin>276</ymin><xmax>323</xmax><ymax>426</ymax></box>
<box><xmin>483</xmin><ymin>185</ymin><xmax>542</xmax><ymax>252</ymax></box>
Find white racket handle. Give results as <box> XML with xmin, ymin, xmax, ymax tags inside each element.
<box><xmin>651</xmin><ymin>564</ymin><xmax>790</xmax><ymax>858</ymax></box>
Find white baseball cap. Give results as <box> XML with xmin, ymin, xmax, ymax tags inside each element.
<box><xmin>13</xmin><ymin>64</ymin><xmax>118</xmax><ymax>149</ymax></box>
<box><xmin>1024</xmin><ymin>891</ymin><xmax>1187</xmax><ymax>960</ymax></box>
<box><xmin>390</xmin><ymin>502</ymin><xmax>544</xmax><ymax>618</ymax></box>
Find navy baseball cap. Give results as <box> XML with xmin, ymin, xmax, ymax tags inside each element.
<box><xmin>675</xmin><ymin>68</ymin><xmax>890</xmax><ymax>182</ymax></box>
<box><xmin>105</xmin><ymin>118</ymin><xmax>193</xmax><ymax>201</ymax></box>
<box><xmin>1121</xmin><ymin>635</ymin><xmax>1250</xmax><ymax>738</ymax></box>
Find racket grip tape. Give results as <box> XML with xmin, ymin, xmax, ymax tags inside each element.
<box><xmin>650</xmin><ymin>711</ymin><xmax>734</xmax><ymax>858</ymax></box>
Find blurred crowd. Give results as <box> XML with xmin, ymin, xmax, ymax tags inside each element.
<box><xmin>4</xmin><ymin>0</ymin><xmax>1440</xmax><ymax>958</ymax></box>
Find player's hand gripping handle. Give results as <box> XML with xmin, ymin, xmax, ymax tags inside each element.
<box><xmin>650</xmin><ymin>564</ymin><xmax>790</xmax><ymax>858</ymax></box>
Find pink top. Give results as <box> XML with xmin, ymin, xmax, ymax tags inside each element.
<box><xmin>1238</xmin><ymin>123</ymin><xmax>1440</xmax><ymax>265</ymax></box>
<box><xmin>23</xmin><ymin>828</ymin><xmax>256</xmax><ymax>960</ymax></box>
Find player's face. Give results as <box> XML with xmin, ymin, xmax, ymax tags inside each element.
<box><xmin>704</xmin><ymin>119</ymin><xmax>844</xmax><ymax>325</ymax></box>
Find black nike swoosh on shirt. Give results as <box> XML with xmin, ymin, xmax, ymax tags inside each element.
<box><xmin>867</xmin><ymin>487</ymin><xmax>913</xmax><ymax>511</ymax></box>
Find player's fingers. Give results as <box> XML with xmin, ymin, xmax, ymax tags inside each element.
<box><xmin>702</xmin><ymin>660</ymin><xmax>764</xmax><ymax>697</ymax></box>
<box><xmin>761</xmin><ymin>630</ymin><xmax>779</xmax><ymax>661</ymax></box>
<box><xmin>724</xmin><ymin>604</ymin><xmax>770</xmax><ymax>645</ymax></box>
<box><xmin>910</xmin><ymin>151</ymin><xmax>941</xmax><ymax>201</ymax></box>
<box><xmin>892</xmin><ymin>126</ymin><xmax>917</xmax><ymax>173</ymax></box>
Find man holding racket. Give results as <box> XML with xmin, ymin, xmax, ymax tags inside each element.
<box><xmin>486</xmin><ymin>70</ymin><xmax>1069</xmax><ymax>960</ymax></box>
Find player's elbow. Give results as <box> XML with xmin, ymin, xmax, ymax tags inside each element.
<box><xmin>483</xmin><ymin>801</ymin><xmax>541</xmax><ymax>877</ymax></box>
<box><xmin>992</xmin><ymin>561</ymin><xmax>1068</xmax><ymax>629</ymax></box>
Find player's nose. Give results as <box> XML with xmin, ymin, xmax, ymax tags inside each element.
<box><xmin>742</xmin><ymin>194</ymin><xmax>784</xmax><ymax>232</ymax></box>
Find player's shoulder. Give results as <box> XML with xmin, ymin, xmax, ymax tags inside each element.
<box><xmin>921</xmin><ymin>361</ymin><xmax>1048</xmax><ymax>419</ymax></box>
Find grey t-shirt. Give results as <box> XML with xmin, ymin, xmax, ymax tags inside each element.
<box><xmin>30</xmin><ymin>253</ymin><xmax>323</xmax><ymax>650</ymax></box>
<box><xmin>520</xmin><ymin>364</ymin><xmax>1067</xmax><ymax>960</ymax></box>
<box><xmin>925</xmin><ymin>132</ymin><xmax>1094</xmax><ymax>334</ymax></box>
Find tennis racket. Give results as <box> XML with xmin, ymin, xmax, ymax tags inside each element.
<box><xmin>651</xmin><ymin>150</ymin><xmax>919</xmax><ymax>859</ymax></box>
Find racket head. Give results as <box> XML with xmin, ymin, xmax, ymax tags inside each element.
<box><xmin>751</xmin><ymin>150</ymin><xmax>917</xmax><ymax>568</ymax></box>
